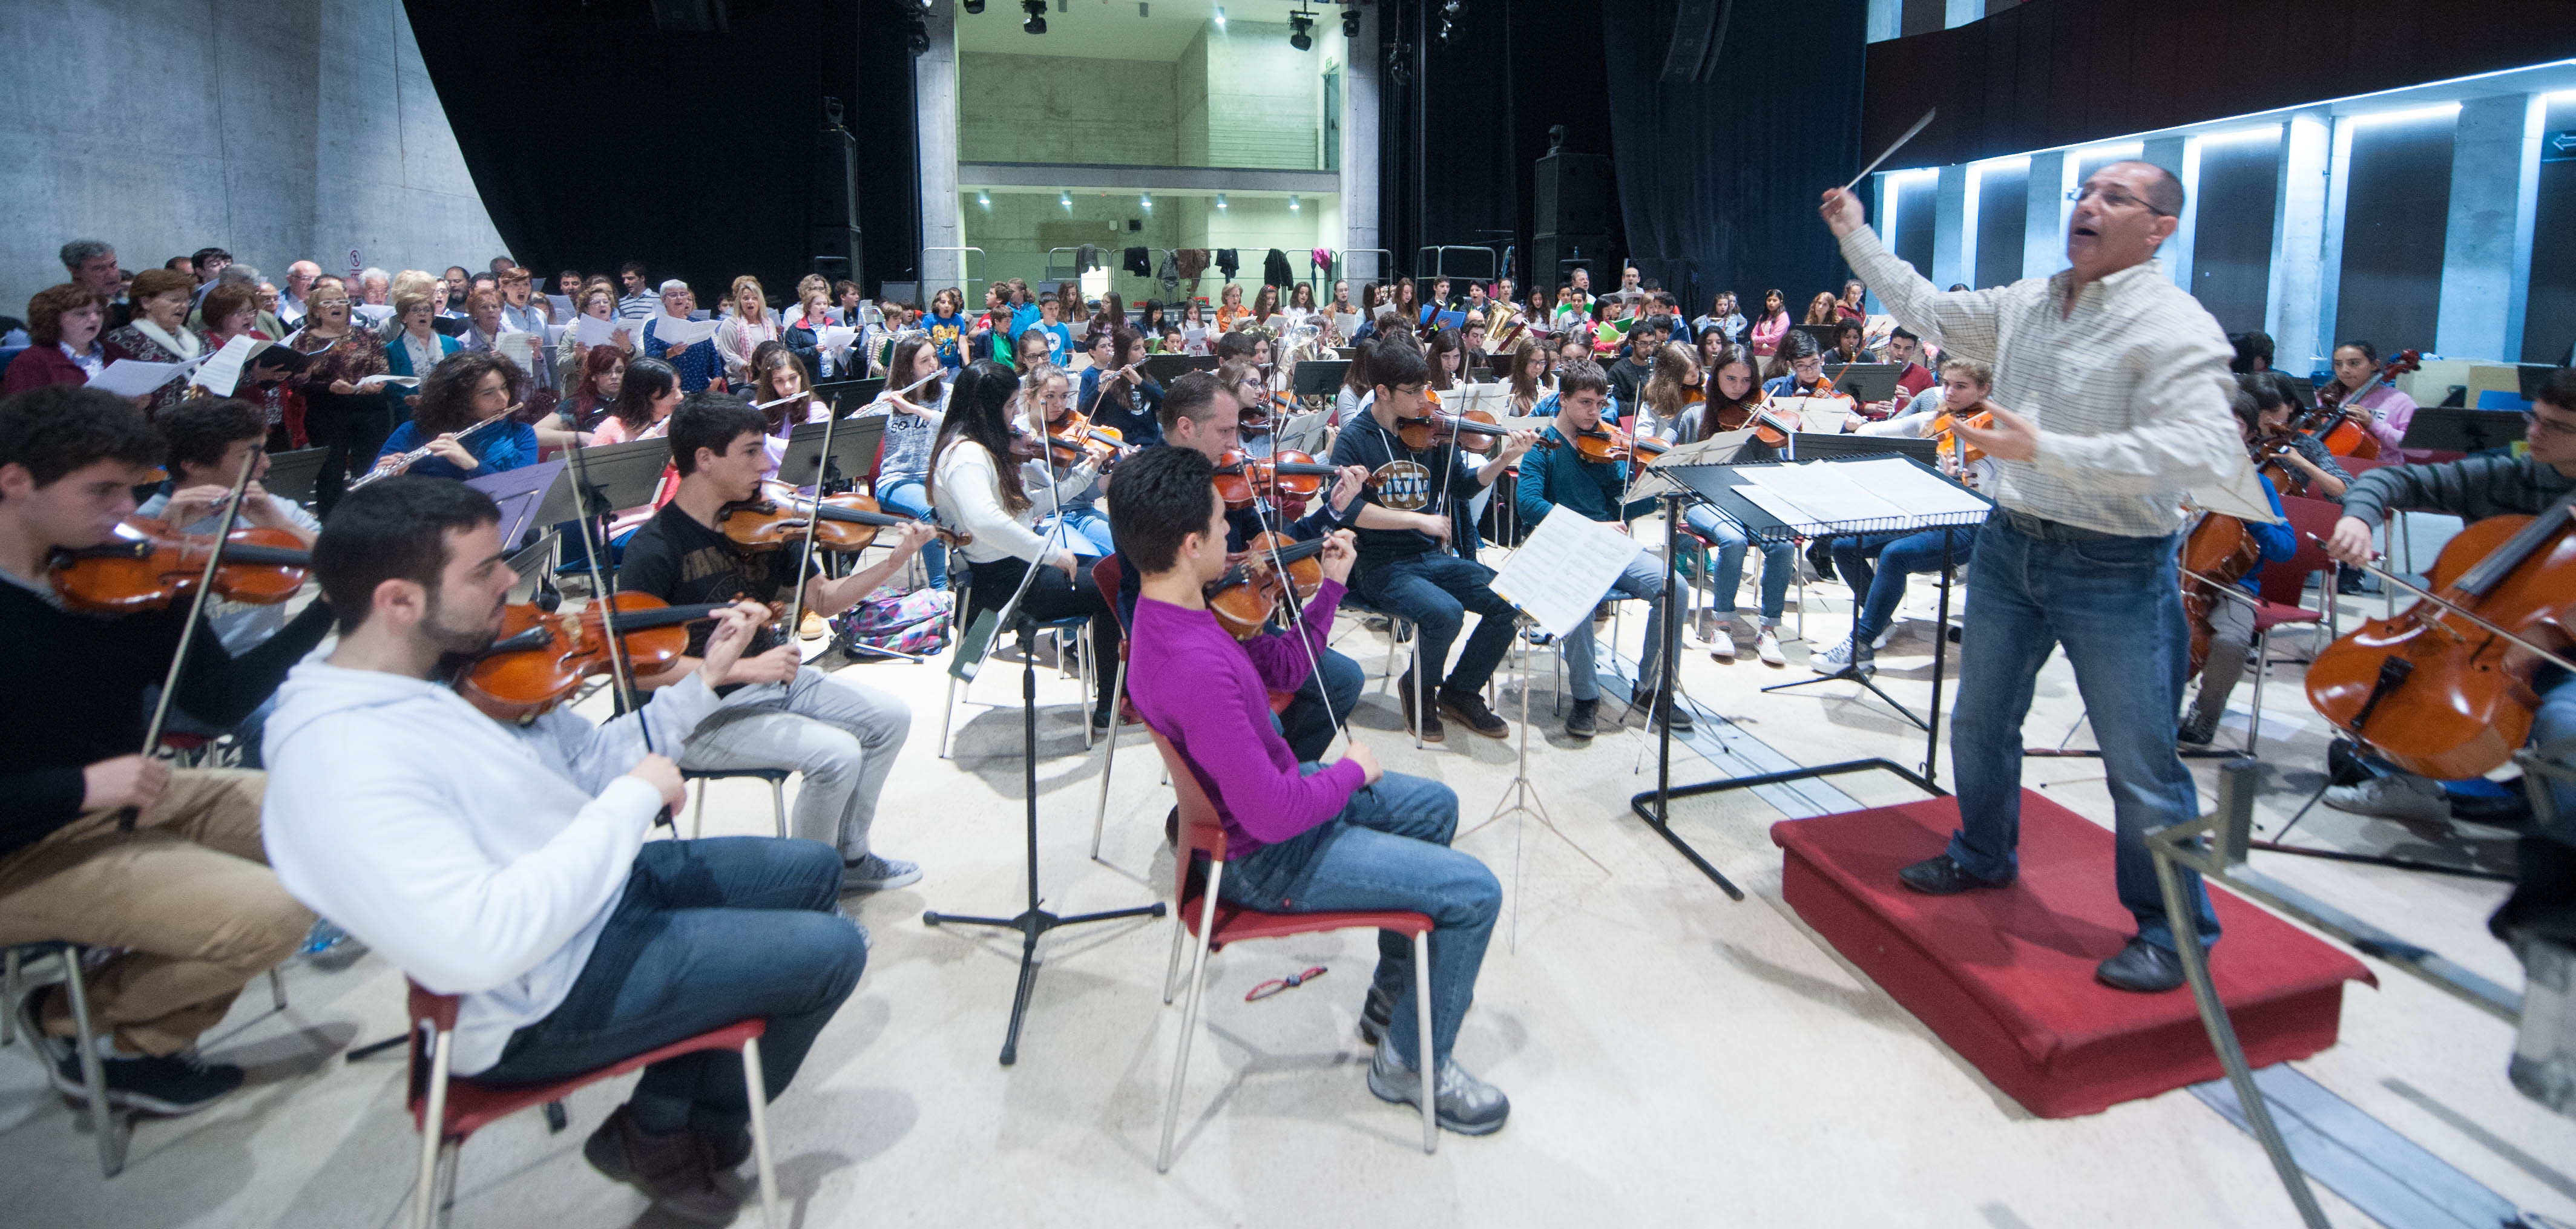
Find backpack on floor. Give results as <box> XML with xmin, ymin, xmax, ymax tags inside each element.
<box><xmin>834</xmin><ymin>586</ymin><xmax>953</xmax><ymax>657</ymax></box>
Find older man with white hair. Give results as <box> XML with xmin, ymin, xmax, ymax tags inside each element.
<box><xmin>278</xmin><ymin>260</ymin><xmax>322</xmax><ymax>331</ymax></box>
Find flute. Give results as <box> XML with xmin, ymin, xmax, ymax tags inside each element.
<box><xmin>350</xmin><ymin>409</ymin><xmax>517</xmax><ymax>489</ymax></box>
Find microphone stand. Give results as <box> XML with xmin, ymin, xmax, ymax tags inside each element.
<box><xmin>924</xmin><ymin>423</ymin><xmax>1164</xmax><ymax>1066</ymax></box>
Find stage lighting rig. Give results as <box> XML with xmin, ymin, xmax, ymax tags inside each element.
<box><xmin>1341</xmin><ymin>3</ymin><xmax>1361</xmax><ymax>38</ymax></box>
<box><xmin>1289</xmin><ymin>8</ymin><xmax>1315</xmax><ymax>50</ymax></box>
<box><xmin>1020</xmin><ymin>0</ymin><xmax>1046</xmax><ymax>33</ymax></box>
<box><xmin>964</xmin><ymin>0</ymin><xmax>985</xmax><ymax>11</ymax></box>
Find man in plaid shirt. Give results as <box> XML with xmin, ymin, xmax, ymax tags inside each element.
<box><xmin>1818</xmin><ymin>161</ymin><xmax>2248</xmax><ymax>994</ymax></box>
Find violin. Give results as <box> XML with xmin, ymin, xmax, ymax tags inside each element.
<box><xmin>1569</xmin><ymin>424</ymin><xmax>1669</xmax><ymax>464</ymax></box>
<box><xmin>2177</xmin><ymin>511</ymin><xmax>2265</xmax><ymax>675</ymax></box>
<box><xmin>2306</xmin><ymin>504</ymin><xmax>2576</xmax><ymax>780</ymax></box>
<box><xmin>1212</xmin><ymin>449</ymin><xmax>1380</xmax><ymax>511</ymax></box>
<box><xmin>1391</xmin><ymin>410</ymin><xmax>1554</xmax><ymax>454</ymax></box>
<box><xmin>1926</xmin><ymin>402</ymin><xmax>1996</xmax><ymax>465</ymax></box>
<box><xmin>1712</xmin><ymin>393</ymin><xmax>1804</xmax><ymax>447</ymax></box>
<box><xmin>717</xmin><ymin>494</ymin><xmax>968</xmax><ymax>553</ymax></box>
<box><xmin>459</xmin><ymin>594</ymin><xmax>731</xmax><ymax>723</ymax></box>
<box><xmin>1206</xmin><ymin>532</ymin><xmax>1330</xmax><ymax>640</ymax></box>
<box><xmin>2303</xmin><ymin>350</ymin><xmax>2420</xmax><ymax>460</ymax></box>
<box><xmin>51</xmin><ymin>518</ymin><xmax>310</xmax><ymax>614</ymax></box>
<box><xmin>2253</xmin><ymin>431</ymin><xmax>2308</xmax><ymax>497</ymax></box>
<box><xmin>1044</xmin><ymin>410</ymin><xmax>1126</xmax><ymax>468</ymax></box>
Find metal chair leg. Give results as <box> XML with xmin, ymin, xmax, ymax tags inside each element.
<box><xmin>2245</xmin><ymin>627</ymin><xmax>2270</xmax><ymax>756</ymax></box>
<box><xmin>767</xmin><ymin>777</ymin><xmax>789</xmax><ymax>839</ymax></box>
<box><xmin>59</xmin><ymin>949</ymin><xmax>127</xmax><ymax>1178</ymax></box>
<box><xmin>691</xmin><ymin>779</ymin><xmax>707</xmax><ymax>839</ymax></box>
<box><xmin>938</xmin><ymin>672</ymin><xmax>961</xmax><ymax>760</ymax></box>
<box><xmin>1413</xmin><ymin>930</ymin><xmax>1438</xmax><ymax>1155</ymax></box>
<box><xmin>1090</xmin><ymin>657</ymin><xmax>1128</xmax><ymax>860</ymax></box>
<box><xmin>412</xmin><ymin>1029</ymin><xmax>452</xmax><ymax>1229</ymax></box>
<box><xmin>1156</xmin><ymin>864</ymin><xmax>1225</xmax><ymax>1173</ymax></box>
<box><xmin>268</xmin><ymin>965</ymin><xmax>286</xmax><ymax>1011</ymax></box>
<box><xmin>741</xmin><ymin>1036</ymin><xmax>781</xmax><ymax>1229</ymax></box>
<box><xmin>1161</xmin><ymin>890</ymin><xmax>1191</xmax><ymax>1005</ymax></box>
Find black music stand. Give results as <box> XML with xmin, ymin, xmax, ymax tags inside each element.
<box><xmin>1142</xmin><ymin>355</ymin><xmax>1218</xmax><ymax>385</ymax></box>
<box><xmin>1786</xmin><ymin>431</ymin><xmax>1937</xmax><ymax>465</ymax></box>
<box><xmin>777</xmin><ymin>415</ymin><xmax>887</xmax><ymax>492</ymax></box>
<box><xmin>2399</xmin><ymin>408</ymin><xmax>2526</xmax><ymax>455</ymax></box>
<box><xmin>1291</xmin><ymin>359</ymin><xmax>1350</xmax><ymax>398</ymax></box>
<box><xmin>1821</xmin><ymin>362</ymin><xmax>1905</xmax><ymax>407</ymax></box>
<box><xmin>812</xmin><ymin>376</ymin><xmax>886</xmax><ymax>407</ymax></box>
<box><xmin>1629</xmin><ymin>455</ymin><xmax>1990</xmax><ymax>899</ymax></box>
<box><xmin>261</xmin><ymin>447</ymin><xmax>328</xmax><ymax>506</ymax></box>
<box><xmin>550</xmin><ymin>438</ymin><xmax>672</xmax><ymax>576</ymax></box>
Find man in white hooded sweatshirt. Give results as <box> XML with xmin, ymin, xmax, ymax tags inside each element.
<box><xmin>261</xmin><ymin>476</ymin><xmax>865</xmax><ymax>1224</ymax></box>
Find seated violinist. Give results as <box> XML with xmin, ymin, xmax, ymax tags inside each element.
<box><xmin>1077</xmin><ymin>327</ymin><xmax>1164</xmax><ymax>447</ymax></box>
<box><xmin>0</xmin><ymin>384</ymin><xmax>332</xmax><ymax>1116</ymax></box>
<box><xmin>1022</xmin><ymin>362</ymin><xmax>1119</xmax><ymax>557</ymax></box>
<box><xmin>2316</xmin><ymin>369</ymin><xmax>2576</xmax><ymax>830</ymax></box>
<box><xmin>1109</xmin><ymin>444</ymin><xmax>1509</xmax><ymax>1136</ymax></box>
<box><xmin>2175</xmin><ymin>387</ymin><xmax>2298</xmax><ymax>746</ymax></box>
<box><xmin>1815</xmin><ymin>358</ymin><xmax>2000</xmax><ymax>675</ymax></box>
<box><xmin>1763</xmin><ymin>330</ymin><xmax>1839</xmax><ymax>402</ymax></box>
<box><xmin>614</xmin><ymin>392</ymin><xmax>935</xmax><ymax>891</ymax></box>
<box><xmin>368</xmin><ymin>351</ymin><xmax>539</xmax><ymax>481</ymax></box>
<box><xmin>262</xmin><ymin>479</ymin><xmax>862</xmax><ymax>1224</ymax></box>
<box><xmin>1672</xmin><ymin>345</ymin><xmax>1797</xmax><ymax>664</ymax></box>
<box><xmin>1513</xmin><ymin>361</ymin><xmax>1688</xmax><ymax>739</ymax></box>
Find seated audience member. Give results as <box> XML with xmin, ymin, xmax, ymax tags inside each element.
<box><xmin>5</xmin><ymin>284</ymin><xmax>108</xmax><ymax>394</ymax></box>
<box><xmin>1605</xmin><ymin>317</ymin><xmax>1663</xmax><ymax>408</ymax></box>
<box><xmin>932</xmin><ymin>361</ymin><xmax>1122</xmax><ymax>730</ymax></box>
<box><xmin>2316</xmin><ymin>369</ymin><xmax>2576</xmax><ymax>828</ymax></box>
<box><xmin>1079</xmin><ymin>328</ymin><xmax>1165</xmax><ymax>448</ymax></box>
<box><xmin>1215</xmin><ymin>283</ymin><xmax>1251</xmax><ymax>335</ymax></box>
<box><xmin>1111</xmin><ymin>445</ymin><xmax>1508</xmax><ymax>1134</ymax></box>
<box><xmin>0</xmin><ymin>384</ymin><xmax>332</xmax><ymax>1115</ymax></box>
<box><xmin>370</xmin><ymin>352</ymin><xmax>537</xmax><ymax>481</ymax></box>
<box><xmin>859</xmin><ymin>335</ymin><xmax>950</xmax><ymax>590</ymax></box>
<box><xmin>615</xmin><ymin>393</ymin><xmax>932</xmax><ymax>890</ymax></box>
<box><xmin>1514</xmin><ymin>361</ymin><xmax>1687</xmax><ymax>738</ymax></box>
<box><xmin>262</xmin><ymin>478</ymin><xmax>862</xmax><ymax>1223</ymax></box>
<box><xmin>1327</xmin><ymin>336</ymin><xmax>1539</xmax><ymax>741</ymax></box>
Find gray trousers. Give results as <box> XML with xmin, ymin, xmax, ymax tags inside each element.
<box><xmin>680</xmin><ymin>666</ymin><xmax>912</xmax><ymax>859</ymax></box>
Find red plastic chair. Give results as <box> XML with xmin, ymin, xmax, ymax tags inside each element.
<box><xmin>1145</xmin><ymin>730</ymin><xmax>1437</xmax><ymax>1172</ymax></box>
<box><xmin>2229</xmin><ymin>495</ymin><xmax>2343</xmax><ymax>752</ymax></box>
<box><xmin>402</xmin><ymin>982</ymin><xmax>779</xmax><ymax>1228</ymax></box>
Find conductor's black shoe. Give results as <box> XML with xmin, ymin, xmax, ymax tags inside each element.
<box><xmin>1438</xmin><ymin>687</ymin><xmax>1510</xmax><ymax>739</ymax></box>
<box><xmin>2095</xmin><ymin>938</ymin><xmax>2186</xmax><ymax>993</ymax></box>
<box><xmin>1565</xmin><ymin>698</ymin><xmax>1598</xmax><ymax>739</ymax></box>
<box><xmin>1357</xmin><ymin>983</ymin><xmax>1395</xmax><ymax>1045</ymax></box>
<box><xmin>1896</xmin><ymin>854</ymin><xmax>2014</xmax><ymax>896</ymax></box>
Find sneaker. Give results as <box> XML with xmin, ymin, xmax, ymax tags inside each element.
<box><xmin>583</xmin><ymin>1104</ymin><xmax>741</xmax><ymax>1224</ymax></box>
<box><xmin>1366</xmin><ymin>1034</ymin><xmax>1511</xmax><ymax>1136</ymax></box>
<box><xmin>1871</xmin><ymin>623</ymin><xmax>1896</xmax><ymax>651</ymax></box>
<box><xmin>45</xmin><ymin>1037</ymin><xmax>245</xmax><ymax>1116</ymax></box>
<box><xmin>1811</xmin><ymin>635</ymin><xmax>1857</xmax><ymax>675</ymax></box>
<box><xmin>1565</xmin><ymin>698</ymin><xmax>1598</xmax><ymax>739</ymax></box>
<box><xmin>1650</xmin><ymin>693</ymin><xmax>1694</xmax><ymax>733</ymax></box>
<box><xmin>841</xmin><ymin>852</ymin><xmax>922</xmax><ymax>892</ymax></box>
<box><xmin>2322</xmin><ymin>772</ymin><xmax>2450</xmax><ymax>823</ymax></box>
<box><xmin>1400</xmin><ymin>677</ymin><xmax>1445</xmax><ymax>743</ymax></box>
<box><xmin>798</xmin><ymin>609</ymin><xmax>827</xmax><ymax>641</ymax></box>
<box><xmin>1753</xmin><ymin>628</ymin><xmax>1786</xmax><ymax>667</ymax></box>
<box><xmin>1357</xmin><ymin>983</ymin><xmax>1395</xmax><ymax>1046</ymax></box>
<box><xmin>1707</xmin><ymin>619</ymin><xmax>1738</xmax><ymax>661</ymax></box>
<box><xmin>1692</xmin><ymin>609</ymin><xmax>1718</xmax><ymax>644</ymax></box>
<box><xmin>1438</xmin><ymin>687</ymin><xmax>1510</xmax><ymax>739</ymax></box>
<box><xmin>2177</xmin><ymin>707</ymin><xmax>2221</xmax><ymax>747</ymax></box>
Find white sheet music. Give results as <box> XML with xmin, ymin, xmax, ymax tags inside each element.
<box><xmin>575</xmin><ymin>315</ymin><xmax>636</xmax><ymax>349</ymax></box>
<box><xmin>1490</xmin><ymin>508</ymin><xmax>1648</xmax><ymax>640</ymax></box>
<box><xmin>1626</xmin><ymin>428</ymin><xmax>1756</xmax><ymax>501</ymax></box>
<box><xmin>89</xmin><ymin>357</ymin><xmax>198</xmax><ymax>398</ymax></box>
<box><xmin>188</xmin><ymin>333</ymin><xmax>261</xmax><ymax>397</ymax></box>
<box><xmin>1822</xmin><ymin>456</ymin><xmax>1992</xmax><ymax>517</ymax></box>
<box><xmin>1731</xmin><ymin>486</ymin><xmax>1835</xmax><ymax>536</ymax></box>
<box><xmin>495</xmin><ymin>330</ymin><xmax>540</xmax><ymax>369</ymax></box>
<box><xmin>1736</xmin><ymin>461</ymin><xmax>1913</xmax><ymax>525</ymax></box>
<box><xmin>651</xmin><ymin>315</ymin><xmax>722</xmax><ymax>347</ymax></box>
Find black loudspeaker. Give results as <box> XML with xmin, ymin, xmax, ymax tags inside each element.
<box><xmin>1533</xmin><ymin>152</ymin><xmax>1612</xmax><ymax>237</ymax></box>
<box><xmin>1658</xmin><ymin>0</ymin><xmax>1731</xmax><ymax>84</ymax></box>
<box><xmin>813</xmin><ymin>114</ymin><xmax>862</xmax><ymax>287</ymax></box>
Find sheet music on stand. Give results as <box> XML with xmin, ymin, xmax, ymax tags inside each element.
<box><xmin>1489</xmin><ymin>508</ymin><xmax>1644</xmax><ymax>639</ymax></box>
<box><xmin>1627</xmin><ymin>428</ymin><xmax>1757</xmax><ymax>502</ymax></box>
<box><xmin>1664</xmin><ymin>455</ymin><xmax>1993</xmax><ymax>543</ymax></box>
<box><xmin>1273</xmin><ymin>409</ymin><xmax>1332</xmax><ymax>454</ymax></box>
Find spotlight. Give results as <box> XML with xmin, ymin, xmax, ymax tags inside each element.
<box><xmin>1140</xmin><ymin>192</ymin><xmax>1153</xmax><ymax>210</ymax></box>
<box><xmin>964</xmin><ymin>0</ymin><xmax>984</xmax><ymax>10</ymax></box>
<box><xmin>1288</xmin><ymin>195</ymin><xmax>1300</xmax><ymax>211</ymax></box>
<box><xmin>1289</xmin><ymin>8</ymin><xmax>1314</xmax><ymax>50</ymax></box>
<box><xmin>1021</xmin><ymin>0</ymin><xmax>1045</xmax><ymax>33</ymax></box>
<box><xmin>1060</xmin><ymin>191</ymin><xmax>1073</xmax><ymax>209</ymax></box>
<box><xmin>1212</xmin><ymin>6</ymin><xmax>1225</xmax><ymax>27</ymax></box>
<box><xmin>978</xmin><ymin>191</ymin><xmax>991</xmax><ymax>208</ymax></box>
<box><xmin>1342</xmin><ymin>4</ymin><xmax>1359</xmax><ymax>37</ymax></box>
<box><xmin>1215</xmin><ymin>194</ymin><xmax>1228</xmax><ymax>210</ymax></box>
<box><xmin>907</xmin><ymin>12</ymin><xmax>930</xmax><ymax>53</ymax></box>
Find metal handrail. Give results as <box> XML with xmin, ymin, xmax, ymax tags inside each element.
<box><xmin>1416</xmin><ymin>244</ymin><xmax>1500</xmax><ymax>285</ymax></box>
<box><xmin>921</xmin><ymin>246</ymin><xmax>987</xmax><ymax>306</ymax></box>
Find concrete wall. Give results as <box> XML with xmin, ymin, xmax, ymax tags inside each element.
<box><xmin>0</xmin><ymin>0</ymin><xmax>504</xmax><ymax>310</ymax></box>
<box><xmin>1190</xmin><ymin>21</ymin><xmax>1321</xmax><ymax>170</ymax></box>
<box><xmin>957</xmin><ymin>51</ymin><xmax>1177</xmax><ymax>165</ymax></box>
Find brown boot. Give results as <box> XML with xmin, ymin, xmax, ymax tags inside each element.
<box><xmin>582</xmin><ymin>1104</ymin><xmax>741</xmax><ymax>1224</ymax></box>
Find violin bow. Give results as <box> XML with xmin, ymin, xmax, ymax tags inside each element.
<box><xmin>123</xmin><ymin>456</ymin><xmax>263</xmax><ymax>833</ymax></box>
<box><xmin>781</xmin><ymin>392</ymin><xmax>842</xmax><ymax>641</ymax></box>
<box><xmin>560</xmin><ymin>429</ymin><xmax>666</xmax><ymax>816</ymax></box>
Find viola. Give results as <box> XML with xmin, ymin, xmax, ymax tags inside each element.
<box><xmin>459</xmin><ymin>594</ymin><xmax>730</xmax><ymax>723</ymax></box>
<box><xmin>2177</xmin><ymin>511</ymin><xmax>2264</xmax><ymax>675</ymax></box>
<box><xmin>718</xmin><ymin>494</ymin><xmax>967</xmax><ymax>553</ymax></box>
<box><xmin>2306</xmin><ymin>504</ymin><xmax>2576</xmax><ymax>780</ymax></box>
<box><xmin>2303</xmin><ymin>350</ymin><xmax>2420</xmax><ymax>460</ymax></box>
<box><xmin>1570</xmin><ymin>424</ymin><xmax>1669</xmax><ymax>464</ymax></box>
<box><xmin>51</xmin><ymin>518</ymin><xmax>310</xmax><ymax>614</ymax></box>
<box><xmin>1206</xmin><ymin>532</ymin><xmax>1330</xmax><ymax>640</ymax></box>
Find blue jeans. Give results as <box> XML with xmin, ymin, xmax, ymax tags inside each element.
<box><xmin>472</xmin><ymin>838</ymin><xmax>867</xmax><ymax>1132</ymax></box>
<box><xmin>1040</xmin><ymin>504</ymin><xmax>1117</xmax><ymax>557</ymax></box>
<box><xmin>1832</xmin><ymin>526</ymin><xmax>1977</xmax><ymax>647</ymax></box>
<box><xmin>1561</xmin><ymin>546</ymin><xmax>1668</xmax><ymax>702</ymax></box>
<box><xmin>2535</xmin><ymin>666</ymin><xmax>2576</xmax><ymax>845</ymax></box>
<box><xmin>1684</xmin><ymin>505</ymin><xmax>1792</xmax><ymax>624</ymax></box>
<box><xmin>1218</xmin><ymin>770</ymin><xmax>1498</xmax><ymax>1067</ymax></box>
<box><xmin>1281</xmin><ymin>647</ymin><xmax>1366</xmax><ymax>762</ymax></box>
<box><xmin>875</xmin><ymin>476</ymin><xmax>947</xmax><ymax>588</ymax></box>
<box><xmin>1353</xmin><ymin>551</ymin><xmax>1519</xmax><ymax>695</ymax></box>
<box><xmin>1947</xmin><ymin>514</ymin><xmax>2219</xmax><ymax>952</ymax></box>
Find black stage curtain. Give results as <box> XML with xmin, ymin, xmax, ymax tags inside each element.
<box><xmin>1866</xmin><ymin>0</ymin><xmax>2576</xmax><ymax>170</ymax></box>
<box><xmin>1601</xmin><ymin>0</ymin><xmax>1869</xmax><ymax>312</ymax></box>
<box><xmin>403</xmin><ymin>1</ymin><xmax>898</xmax><ymax>299</ymax></box>
<box><xmin>1381</xmin><ymin>0</ymin><xmax>1620</xmax><ymax>292</ymax></box>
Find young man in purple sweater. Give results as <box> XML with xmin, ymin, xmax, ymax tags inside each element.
<box><xmin>1111</xmin><ymin>445</ymin><xmax>1510</xmax><ymax>1135</ymax></box>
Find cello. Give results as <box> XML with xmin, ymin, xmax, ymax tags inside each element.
<box><xmin>2176</xmin><ymin>510</ymin><xmax>2265</xmax><ymax>675</ymax></box>
<box><xmin>2303</xmin><ymin>350</ymin><xmax>2420</xmax><ymax>460</ymax></box>
<box><xmin>2305</xmin><ymin>503</ymin><xmax>2576</xmax><ymax>780</ymax></box>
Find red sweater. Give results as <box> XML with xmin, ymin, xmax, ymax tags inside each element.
<box><xmin>2</xmin><ymin>344</ymin><xmax>91</xmax><ymax>395</ymax></box>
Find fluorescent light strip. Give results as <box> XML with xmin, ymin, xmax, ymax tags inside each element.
<box><xmin>2345</xmin><ymin>101</ymin><xmax>2462</xmax><ymax>128</ymax></box>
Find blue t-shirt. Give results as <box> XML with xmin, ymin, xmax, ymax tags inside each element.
<box><xmin>375</xmin><ymin>418</ymin><xmax>540</xmax><ymax>482</ymax></box>
<box><xmin>1035</xmin><ymin>323</ymin><xmax>1073</xmax><ymax>365</ymax></box>
<box><xmin>925</xmin><ymin>312</ymin><xmax>967</xmax><ymax>368</ymax></box>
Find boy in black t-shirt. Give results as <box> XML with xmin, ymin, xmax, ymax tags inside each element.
<box><xmin>618</xmin><ymin>393</ymin><xmax>934</xmax><ymax>890</ymax></box>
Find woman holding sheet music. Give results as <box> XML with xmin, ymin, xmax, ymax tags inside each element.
<box><xmin>715</xmin><ymin>276</ymin><xmax>781</xmax><ymax>385</ymax></box>
<box><xmin>557</xmin><ymin>281</ymin><xmax>632</xmax><ymax>389</ymax></box>
<box><xmin>102</xmin><ymin>267</ymin><xmax>204</xmax><ymax>418</ymax></box>
<box><xmin>288</xmin><ymin>277</ymin><xmax>391</xmax><ymax>513</ymax></box>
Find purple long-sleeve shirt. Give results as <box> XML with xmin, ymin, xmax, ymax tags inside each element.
<box><xmin>1127</xmin><ymin>580</ymin><xmax>1361</xmax><ymax>855</ymax></box>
